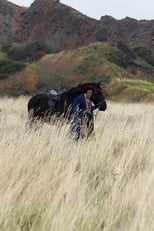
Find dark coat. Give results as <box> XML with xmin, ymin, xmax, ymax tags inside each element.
<box><xmin>71</xmin><ymin>94</ymin><xmax>99</xmax><ymax>140</ymax></box>
<box><xmin>72</xmin><ymin>94</ymin><xmax>98</xmax><ymax>115</ymax></box>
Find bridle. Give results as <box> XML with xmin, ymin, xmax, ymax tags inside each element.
<box><xmin>92</xmin><ymin>86</ymin><xmax>102</xmax><ymax>103</ymax></box>
<box><xmin>91</xmin><ymin>86</ymin><xmax>104</xmax><ymax>117</ymax></box>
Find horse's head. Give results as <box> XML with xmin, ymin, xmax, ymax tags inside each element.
<box><xmin>65</xmin><ymin>82</ymin><xmax>107</xmax><ymax>114</ymax></box>
<box><xmin>83</xmin><ymin>82</ymin><xmax>107</xmax><ymax>111</ymax></box>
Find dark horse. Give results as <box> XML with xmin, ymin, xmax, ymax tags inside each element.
<box><xmin>27</xmin><ymin>82</ymin><xmax>107</xmax><ymax>136</ymax></box>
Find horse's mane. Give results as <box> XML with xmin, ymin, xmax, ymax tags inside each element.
<box><xmin>59</xmin><ymin>82</ymin><xmax>102</xmax><ymax>104</ymax></box>
<box><xmin>65</xmin><ymin>82</ymin><xmax>101</xmax><ymax>95</ymax></box>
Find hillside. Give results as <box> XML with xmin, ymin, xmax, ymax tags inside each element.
<box><xmin>1</xmin><ymin>42</ymin><xmax>154</xmax><ymax>102</ymax></box>
<box><xmin>0</xmin><ymin>0</ymin><xmax>23</xmax><ymax>43</ymax></box>
<box><xmin>97</xmin><ymin>16</ymin><xmax>154</xmax><ymax>49</ymax></box>
<box><xmin>0</xmin><ymin>0</ymin><xmax>153</xmax><ymax>50</ymax></box>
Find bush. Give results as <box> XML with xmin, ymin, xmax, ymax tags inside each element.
<box><xmin>2</xmin><ymin>42</ymin><xmax>12</xmax><ymax>54</ymax></box>
<box><xmin>107</xmin><ymin>50</ymin><xmax>130</xmax><ymax>68</ymax></box>
<box><xmin>145</xmin><ymin>55</ymin><xmax>154</xmax><ymax>66</ymax></box>
<box><xmin>134</xmin><ymin>46</ymin><xmax>152</xmax><ymax>58</ymax></box>
<box><xmin>0</xmin><ymin>58</ymin><xmax>26</xmax><ymax>79</ymax></box>
<box><xmin>127</xmin><ymin>66</ymin><xmax>137</xmax><ymax>75</ymax></box>
<box><xmin>134</xmin><ymin>46</ymin><xmax>154</xmax><ymax>66</ymax></box>
<box><xmin>2</xmin><ymin>41</ymin><xmax>52</xmax><ymax>62</ymax></box>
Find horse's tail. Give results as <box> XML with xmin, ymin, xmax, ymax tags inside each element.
<box><xmin>27</xmin><ymin>94</ymin><xmax>46</xmax><ymax>122</ymax></box>
<box><xmin>28</xmin><ymin>95</ymin><xmax>41</xmax><ymax>111</ymax></box>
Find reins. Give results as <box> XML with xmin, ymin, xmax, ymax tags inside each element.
<box><xmin>94</xmin><ymin>108</ymin><xmax>99</xmax><ymax>118</ymax></box>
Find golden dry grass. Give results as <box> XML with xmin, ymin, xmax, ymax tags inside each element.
<box><xmin>0</xmin><ymin>97</ymin><xmax>154</xmax><ymax>231</ymax></box>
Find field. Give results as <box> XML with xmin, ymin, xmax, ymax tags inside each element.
<box><xmin>0</xmin><ymin>97</ymin><xmax>154</xmax><ymax>231</ymax></box>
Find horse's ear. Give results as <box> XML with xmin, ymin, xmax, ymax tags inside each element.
<box><xmin>97</xmin><ymin>81</ymin><xmax>101</xmax><ymax>86</ymax></box>
<box><xmin>77</xmin><ymin>82</ymin><xmax>82</xmax><ymax>87</ymax></box>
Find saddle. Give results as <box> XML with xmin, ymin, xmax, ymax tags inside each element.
<box><xmin>47</xmin><ymin>93</ymin><xmax>61</xmax><ymax>108</ymax></box>
<box><xmin>48</xmin><ymin>97</ymin><xmax>57</xmax><ymax>108</ymax></box>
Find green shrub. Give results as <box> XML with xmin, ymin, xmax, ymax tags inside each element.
<box><xmin>134</xmin><ymin>46</ymin><xmax>154</xmax><ymax>66</ymax></box>
<box><xmin>107</xmin><ymin>50</ymin><xmax>130</xmax><ymax>68</ymax></box>
<box><xmin>2</xmin><ymin>41</ymin><xmax>53</xmax><ymax>62</ymax></box>
<box><xmin>128</xmin><ymin>66</ymin><xmax>137</xmax><ymax>75</ymax></box>
<box><xmin>134</xmin><ymin>46</ymin><xmax>152</xmax><ymax>58</ymax></box>
<box><xmin>2</xmin><ymin>42</ymin><xmax>12</xmax><ymax>54</ymax></box>
<box><xmin>0</xmin><ymin>58</ymin><xmax>26</xmax><ymax>78</ymax></box>
<box><xmin>146</xmin><ymin>54</ymin><xmax>154</xmax><ymax>66</ymax></box>
<box><xmin>8</xmin><ymin>46</ymin><xmax>28</xmax><ymax>61</ymax></box>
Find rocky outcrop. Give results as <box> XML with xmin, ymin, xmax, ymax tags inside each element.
<box><xmin>16</xmin><ymin>0</ymin><xmax>98</xmax><ymax>50</ymax></box>
<box><xmin>96</xmin><ymin>16</ymin><xmax>154</xmax><ymax>48</ymax></box>
<box><xmin>0</xmin><ymin>0</ymin><xmax>23</xmax><ymax>42</ymax></box>
<box><xmin>131</xmin><ymin>60</ymin><xmax>154</xmax><ymax>73</ymax></box>
<box><xmin>0</xmin><ymin>0</ymin><xmax>154</xmax><ymax>51</ymax></box>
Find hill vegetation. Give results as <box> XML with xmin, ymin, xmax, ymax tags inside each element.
<box><xmin>0</xmin><ymin>42</ymin><xmax>154</xmax><ymax>102</ymax></box>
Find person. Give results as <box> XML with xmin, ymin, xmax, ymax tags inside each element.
<box><xmin>71</xmin><ymin>86</ymin><xmax>100</xmax><ymax>141</ymax></box>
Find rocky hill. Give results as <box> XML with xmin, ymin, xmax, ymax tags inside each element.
<box><xmin>0</xmin><ymin>0</ymin><xmax>23</xmax><ymax>43</ymax></box>
<box><xmin>0</xmin><ymin>0</ymin><xmax>154</xmax><ymax>51</ymax></box>
<box><xmin>97</xmin><ymin>16</ymin><xmax>154</xmax><ymax>49</ymax></box>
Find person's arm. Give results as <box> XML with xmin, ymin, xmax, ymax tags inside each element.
<box><xmin>92</xmin><ymin>101</ymin><xmax>102</xmax><ymax>111</ymax></box>
<box><xmin>92</xmin><ymin>104</ymin><xmax>99</xmax><ymax>111</ymax></box>
<box><xmin>72</xmin><ymin>97</ymin><xmax>85</xmax><ymax>117</ymax></box>
<box><xmin>92</xmin><ymin>101</ymin><xmax>105</xmax><ymax>111</ymax></box>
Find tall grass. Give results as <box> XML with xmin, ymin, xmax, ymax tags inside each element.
<box><xmin>0</xmin><ymin>97</ymin><xmax>154</xmax><ymax>231</ymax></box>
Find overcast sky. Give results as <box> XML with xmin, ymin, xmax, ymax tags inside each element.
<box><xmin>9</xmin><ymin>0</ymin><xmax>154</xmax><ymax>20</ymax></box>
